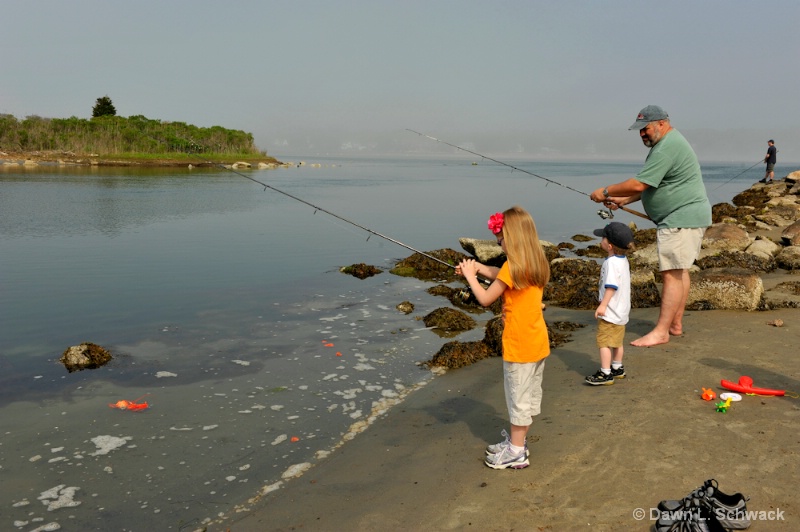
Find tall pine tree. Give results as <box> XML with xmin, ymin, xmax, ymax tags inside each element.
<box><xmin>92</xmin><ymin>96</ymin><xmax>117</xmax><ymax>117</ymax></box>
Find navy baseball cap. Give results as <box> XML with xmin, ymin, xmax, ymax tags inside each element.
<box><xmin>594</xmin><ymin>222</ymin><xmax>634</xmax><ymax>249</ymax></box>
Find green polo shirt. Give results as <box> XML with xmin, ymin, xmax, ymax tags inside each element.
<box><xmin>636</xmin><ymin>130</ymin><xmax>712</xmax><ymax>228</ymax></box>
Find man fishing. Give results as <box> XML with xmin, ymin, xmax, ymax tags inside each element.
<box><xmin>760</xmin><ymin>139</ymin><xmax>777</xmax><ymax>183</ymax></box>
<box><xmin>590</xmin><ymin>105</ymin><xmax>711</xmax><ymax>347</ymax></box>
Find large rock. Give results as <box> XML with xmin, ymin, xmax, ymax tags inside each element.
<box><xmin>765</xmin><ymin>202</ymin><xmax>800</xmax><ymax>223</ymax></box>
<box><xmin>458</xmin><ymin>238</ymin><xmax>505</xmax><ymax>266</ymax></box>
<box><xmin>687</xmin><ymin>267</ymin><xmax>763</xmax><ymax>310</ymax></box>
<box><xmin>696</xmin><ymin>250</ymin><xmax>776</xmax><ymax>273</ymax></box>
<box><xmin>745</xmin><ymin>237</ymin><xmax>781</xmax><ymax>260</ymax></box>
<box><xmin>702</xmin><ymin>223</ymin><xmax>750</xmax><ymax>252</ymax></box>
<box><xmin>753</xmin><ymin>212</ymin><xmax>795</xmax><ymax>228</ymax></box>
<box><xmin>780</xmin><ymin>220</ymin><xmax>800</xmax><ymax>246</ymax></box>
<box><xmin>59</xmin><ymin>342</ymin><xmax>113</xmax><ymax>372</ymax></box>
<box><xmin>544</xmin><ymin>258</ymin><xmax>600</xmax><ymax>309</ymax></box>
<box><xmin>630</xmin><ymin>269</ymin><xmax>661</xmax><ymax>308</ymax></box>
<box><xmin>775</xmin><ymin>246</ymin><xmax>800</xmax><ymax>270</ymax></box>
<box><xmin>422</xmin><ymin>307</ymin><xmax>477</xmax><ymax>335</ymax></box>
<box><xmin>631</xmin><ymin>242</ymin><xmax>659</xmax><ymax>270</ymax></box>
<box><xmin>458</xmin><ymin>238</ymin><xmax>559</xmax><ymax>265</ymax></box>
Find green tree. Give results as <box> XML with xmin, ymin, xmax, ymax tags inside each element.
<box><xmin>92</xmin><ymin>96</ymin><xmax>117</xmax><ymax>118</ymax></box>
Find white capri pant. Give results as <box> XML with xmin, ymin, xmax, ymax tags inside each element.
<box><xmin>504</xmin><ymin>358</ymin><xmax>546</xmax><ymax>427</ymax></box>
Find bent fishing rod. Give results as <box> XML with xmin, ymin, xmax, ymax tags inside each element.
<box><xmin>406</xmin><ymin>129</ymin><xmax>651</xmax><ymax>222</ymax></box>
<box><xmin>179</xmin><ymin>143</ymin><xmax>490</xmax><ymax>281</ymax></box>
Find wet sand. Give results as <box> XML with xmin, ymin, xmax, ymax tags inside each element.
<box><xmin>229</xmin><ymin>304</ymin><xmax>800</xmax><ymax>531</ymax></box>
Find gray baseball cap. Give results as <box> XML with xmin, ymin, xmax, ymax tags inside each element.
<box><xmin>594</xmin><ymin>222</ymin><xmax>634</xmax><ymax>249</ymax></box>
<box><xmin>629</xmin><ymin>105</ymin><xmax>669</xmax><ymax>130</ymax></box>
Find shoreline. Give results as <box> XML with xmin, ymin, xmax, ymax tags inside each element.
<box><xmin>0</xmin><ymin>150</ymin><xmax>282</xmax><ymax>168</ymax></box>
<box><xmin>226</xmin><ymin>176</ymin><xmax>800</xmax><ymax>531</ymax></box>
<box><xmin>228</xmin><ymin>304</ymin><xmax>800</xmax><ymax>531</ymax></box>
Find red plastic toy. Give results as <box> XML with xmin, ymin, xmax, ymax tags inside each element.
<box><xmin>720</xmin><ymin>376</ymin><xmax>785</xmax><ymax>397</ymax></box>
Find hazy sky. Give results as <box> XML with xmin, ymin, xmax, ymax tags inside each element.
<box><xmin>3</xmin><ymin>1</ymin><xmax>799</xmax><ymax>162</ymax></box>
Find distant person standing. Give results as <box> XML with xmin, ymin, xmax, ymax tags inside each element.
<box><xmin>760</xmin><ymin>140</ymin><xmax>777</xmax><ymax>183</ymax></box>
<box><xmin>590</xmin><ymin>105</ymin><xmax>711</xmax><ymax>347</ymax></box>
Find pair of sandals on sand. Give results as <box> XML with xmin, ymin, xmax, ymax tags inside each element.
<box><xmin>655</xmin><ymin>478</ymin><xmax>750</xmax><ymax>531</ymax></box>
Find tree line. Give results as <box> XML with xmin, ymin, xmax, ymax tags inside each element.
<box><xmin>0</xmin><ymin>113</ymin><xmax>263</xmax><ymax>156</ymax></box>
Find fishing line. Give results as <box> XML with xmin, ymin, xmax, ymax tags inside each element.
<box><xmin>407</xmin><ymin>129</ymin><xmax>651</xmax><ymax>222</ymax></box>
<box><xmin>176</xmin><ymin>141</ymin><xmax>489</xmax><ymax>281</ymax></box>
<box><xmin>709</xmin><ymin>159</ymin><xmax>764</xmax><ymax>193</ymax></box>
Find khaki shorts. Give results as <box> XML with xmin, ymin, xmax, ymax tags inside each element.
<box><xmin>766</xmin><ymin>163</ymin><xmax>775</xmax><ymax>173</ymax></box>
<box><xmin>657</xmin><ymin>227</ymin><xmax>706</xmax><ymax>271</ymax></box>
<box><xmin>503</xmin><ymin>358</ymin><xmax>546</xmax><ymax>427</ymax></box>
<box><xmin>596</xmin><ymin>319</ymin><xmax>625</xmax><ymax>348</ymax></box>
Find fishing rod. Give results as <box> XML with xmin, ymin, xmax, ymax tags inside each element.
<box><xmin>406</xmin><ymin>129</ymin><xmax>651</xmax><ymax>222</ymax></box>
<box><xmin>709</xmin><ymin>158</ymin><xmax>766</xmax><ymax>192</ymax></box>
<box><xmin>177</xmin><ymin>141</ymin><xmax>490</xmax><ymax>281</ymax></box>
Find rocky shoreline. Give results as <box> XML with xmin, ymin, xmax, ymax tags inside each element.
<box><xmin>374</xmin><ymin>169</ymin><xmax>800</xmax><ymax>368</ymax></box>
<box><xmin>0</xmin><ymin>149</ymin><xmax>285</xmax><ymax>168</ymax></box>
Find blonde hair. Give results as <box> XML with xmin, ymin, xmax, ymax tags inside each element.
<box><xmin>610</xmin><ymin>241</ymin><xmax>636</xmax><ymax>256</ymax></box>
<box><xmin>497</xmin><ymin>205</ymin><xmax>550</xmax><ymax>288</ymax></box>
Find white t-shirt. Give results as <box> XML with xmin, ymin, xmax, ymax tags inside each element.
<box><xmin>598</xmin><ymin>255</ymin><xmax>631</xmax><ymax>325</ymax></box>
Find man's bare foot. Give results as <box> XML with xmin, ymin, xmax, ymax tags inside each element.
<box><xmin>631</xmin><ymin>331</ymin><xmax>670</xmax><ymax>347</ymax></box>
<box><xmin>669</xmin><ymin>326</ymin><xmax>683</xmax><ymax>336</ymax></box>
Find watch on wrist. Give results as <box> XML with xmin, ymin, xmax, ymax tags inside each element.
<box><xmin>602</xmin><ymin>187</ymin><xmax>609</xmax><ymax>198</ymax></box>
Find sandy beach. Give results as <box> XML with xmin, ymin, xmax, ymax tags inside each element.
<box><xmin>229</xmin><ymin>302</ymin><xmax>800</xmax><ymax>531</ymax></box>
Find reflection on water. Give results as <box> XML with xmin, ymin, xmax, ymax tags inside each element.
<box><xmin>0</xmin><ymin>157</ymin><xmax>751</xmax><ymax>529</ymax></box>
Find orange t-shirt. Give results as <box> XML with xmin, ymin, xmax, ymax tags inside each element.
<box><xmin>496</xmin><ymin>262</ymin><xmax>550</xmax><ymax>363</ymax></box>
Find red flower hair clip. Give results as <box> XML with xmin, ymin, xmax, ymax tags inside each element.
<box><xmin>488</xmin><ymin>212</ymin><xmax>504</xmax><ymax>234</ymax></box>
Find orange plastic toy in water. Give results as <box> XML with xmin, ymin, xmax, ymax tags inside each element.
<box><xmin>109</xmin><ymin>394</ymin><xmax>150</xmax><ymax>412</ymax></box>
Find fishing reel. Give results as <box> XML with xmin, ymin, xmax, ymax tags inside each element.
<box><xmin>597</xmin><ymin>208</ymin><xmax>614</xmax><ymax>220</ymax></box>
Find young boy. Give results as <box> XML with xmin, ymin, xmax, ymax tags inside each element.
<box><xmin>585</xmin><ymin>222</ymin><xmax>635</xmax><ymax>386</ymax></box>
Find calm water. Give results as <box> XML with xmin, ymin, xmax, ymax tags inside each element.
<box><xmin>0</xmin><ymin>156</ymin><xmax>760</xmax><ymax>530</ymax></box>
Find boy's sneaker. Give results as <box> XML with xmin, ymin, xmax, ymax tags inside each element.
<box><xmin>585</xmin><ymin>370</ymin><xmax>615</xmax><ymax>386</ymax></box>
<box><xmin>610</xmin><ymin>365</ymin><xmax>626</xmax><ymax>379</ymax></box>
<box><xmin>484</xmin><ymin>446</ymin><xmax>529</xmax><ymax>470</ymax></box>
<box><xmin>485</xmin><ymin>429</ymin><xmax>530</xmax><ymax>456</ymax></box>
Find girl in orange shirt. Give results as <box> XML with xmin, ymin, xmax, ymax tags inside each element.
<box><xmin>458</xmin><ymin>205</ymin><xmax>550</xmax><ymax>469</ymax></box>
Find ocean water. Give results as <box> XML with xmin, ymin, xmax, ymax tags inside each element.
<box><xmin>0</xmin><ymin>155</ymin><xmax>765</xmax><ymax>530</ymax></box>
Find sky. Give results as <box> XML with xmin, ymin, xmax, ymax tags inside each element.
<box><xmin>3</xmin><ymin>0</ymin><xmax>799</xmax><ymax>163</ymax></box>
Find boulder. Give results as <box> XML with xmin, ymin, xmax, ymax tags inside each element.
<box><xmin>780</xmin><ymin>220</ymin><xmax>800</xmax><ymax>246</ymax></box>
<box><xmin>59</xmin><ymin>342</ymin><xmax>113</xmax><ymax>372</ymax></box>
<box><xmin>745</xmin><ymin>238</ymin><xmax>781</xmax><ymax>260</ymax></box>
<box><xmin>687</xmin><ymin>267</ymin><xmax>763</xmax><ymax>311</ymax></box>
<box><xmin>544</xmin><ymin>258</ymin><xmax>600</xmax><ymax>310</ymax></box>
<box><xmin>696</xmin><ymin>250</ymin><xmax>776</xmax><ymax>273</ymax></box>
<box><xmin>458</xmin><ymin>238</ymin><xmax>559</xmax><ymax>265</ymax></box>
<box><xmin>631</xmin><ymin>269</ymin><xmax>661</xmax><ymax>308</ymax></box>
<box><xmin>702</xmin><ymin>223</ymin><xmax>750</xmax><ymax>252</ymax></box>
<box><xmin>786</xmin><ymin>170</ymin><xmax>800</xmax><ymax>183</ymax></box>
<box><xmin>340</xmin><ymin>263</ymin><xmax>381</xmax><ymax>279</ymax></box>
<box><xmin>765</xmin><ymin>202</ymin><xmax>800</xmax><ymax>222</ymax></box>
<box><xmin>422</xmin><ymin>307</ymin><xmax>477</xmax><ymax>335</ymax></box>
<box><xmin>753</xmin><ymin>212</ymin><xmax>795</xmax><ymax>228</ymax></box>
<box><xmin>776</xmin><ymin>246</ymin><xmax>800</xmax><ymax>270</ymax></box>
<box><xmin>458</xmin><ymin>238</ymin><xmax>505</xmax><ymax>266</ymax></box>
<box><xmin>631</xmin><ymin>242</ymin><xmax>659</xmax><ymax>270</ymax></box>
